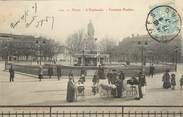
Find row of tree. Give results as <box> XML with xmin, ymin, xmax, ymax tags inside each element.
<box><xmin>0</xmin><ymin>37</ymin><xmax>62</xmax><ymax>61</ymax></box>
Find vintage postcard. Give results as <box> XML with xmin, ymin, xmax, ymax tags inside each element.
<box><xmin>0</xmin><ymin>0</ymin><xmax>183</xmax><ymax>116</ymax></box>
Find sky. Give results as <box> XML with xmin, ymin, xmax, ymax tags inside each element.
<box><xmin>0</xmin><ymin>0</ymin><xmax>182</xmax><ymax>44</ymax></box>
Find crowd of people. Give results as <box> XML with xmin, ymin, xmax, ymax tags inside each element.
<box><xmin>66</xmin><ymin>66</ymin><xmax>147</xmax><ymax>102</ymax></box>
<box><xmin>162</xmin><ymin>69</ymin><xmax>183</xmax><ymax>90</ymax></box>
<box><xmin>38</xmin><ymin>65</ymin><xmax>62</xmax><ymax>81</ymax></box>
<box><xmin>6</xmin><ymin>63</ymin><xmax>183</xmax><ymax>103</ymax></box>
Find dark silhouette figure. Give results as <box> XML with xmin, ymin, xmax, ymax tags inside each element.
<box><xmin>57</xmin><ymin>65</ymin><xmax>62</xmax><ymax>80</ymax></box>
<box><xmin>115</xmin><ymin>77</ymin><xmax>122</xmax><ymax>98</ymax></box>
<box><xmin>135</xmin><ymin>71</ymin><xmax>146</xmax><ymax>100</ymax></box>
<box><xmin>180</xmin><ymin>75</ymin><xmax>183</xmax><ymax>89</ymax></box>
<box><xmin>9</xmin><ymin>65</ymin><xmax>15</xmax><ymax>82</ymax></box>
<box><xmin>162</xmin><ymin>70</ymin><xmax>171</xmax><ymax>89</ymax></box>
<box><xmin>149</xmin><ymin>64</ymin><xmax>155</xmax><ymax>78</ymax></box>
<box><xmin>38</xmin><ymin>66</ymin><xmax>43</xmax><ymax>81</ymax></box>
<box><xmin>171</xmin><ymin>74</ymin><xmax>176</xmax><ymax>90</ymax></box>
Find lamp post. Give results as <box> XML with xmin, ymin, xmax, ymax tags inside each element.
<box><xmin>81</xmin><ymin>50</ymin><xmax>85</xmax><ymax>66</ymax></box>
<box><xmin>137</xmin><ymin>41</ymin><xmax>148</xmax><ymax>71</ymax></box>
<box><xmin>35</xmin><ymin>40</ymin><xmax>46</xmax><ymax>65</ymax></box>
<box><xmin>174</xmin><ymin>46</ymin><xmax>178</xmax><ymax>72</ymax></box>
<box><xmin>147</xmin><ymin>50</ymin><xmax>153</xmax><ymax>64</ymax></box>
<box><xmin>4</xmin><ymin>44</ymin><xmax>8</xmax><ymax>70</ymax></box>
<box><xmin>94</xmin><ymin>38</ymin><xmax>101</xmax><ymax>66</ymax></box>
<box><xmin>81</xmin><ymin>38</ymin><xmax>87</xmax><ymax>66</ymax></box>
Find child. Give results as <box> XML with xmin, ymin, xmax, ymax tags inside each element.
<box><xmin>170</xmin><ymin>74</ymin><xmax>176</xmax><ymax>90</ymax></box>
<box><xmin>77</xmin><ymin>78</ymin><xmax>85</xmax><ymax>96</ymax></box>
<box><xmin>180</xmin><ymin>75</ymin><xmax>183</xmax><ymax>89</ymax></box>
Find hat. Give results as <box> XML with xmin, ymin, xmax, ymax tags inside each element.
<box><xmin>171</xmin><ymin>74</ymin><xmax>175</xmax><ymax>77</ymax></box>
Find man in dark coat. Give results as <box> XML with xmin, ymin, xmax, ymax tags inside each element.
<box><xmin>9</xmin><ymin>65</ymin><xmax>15</xmax><ymax>82</ymax></box>
<box><xmin>118</xmin><ymin>71</ymin><xmax>125</xmax><ymax>96</ymax></box>
<box><xmin>48</xmin><ymin>65</ymin><xmax>53</xmax><ymax>79</ymax></box>
<box><xmin>115</xmin><ymin>77</ymin><xmax>122</xmax><ymax>98</ymax></box>
<box><xmin>57</xmin><ymin>65</ymin><xmax>62</xmax><ymax>80</ymax></box>
<box><xmin>111</xmin><ymin>69</ymin><xmax>117</xmax><ymax>84</ymax></box>
<box><xmin>135</xmin><ymin>71</ymin><xmax>145</xmax><ymax>100</ymax></box>
<box><xmin>149</xmin><ymin>64</ymin><xmax>155</xmax><ymax>78</ymax></box>
<box><xmin>98</xmin><ymin>65</ymin><xmax>105</xmax><ymax>79</ymax></box>
<box><xmin>38</xmin><ymin>66</ymin><xmax>43</xmax><ymax>81</ymax></box>
<box><xmin>66</xmin><ymin>77</ymin><xmax>76</xmax><ymax>102</ymax></box>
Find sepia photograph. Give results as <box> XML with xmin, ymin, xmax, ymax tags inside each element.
<box><xmin>0</xmin><ymin>0</ymin><xmax>183</xmax><ymax>116</ymax></box>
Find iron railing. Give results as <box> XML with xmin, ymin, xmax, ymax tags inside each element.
<box><xmin>0</xmin><ymin>105</ymin><xmax>183</xmax><ymax>117</ymax></box>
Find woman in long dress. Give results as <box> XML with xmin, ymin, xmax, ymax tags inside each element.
<box><xmin>162</xmin><ymin>70</ymin><xmax>171</xmax><ymax>89</ymax></box>
<box><xmin>115</xmin><ymin>77</ymin><xmax>122</xmax><ymax>98</ymax></box>
<box><xmin>66</xmin><ymin>75</ymin><xmax>76</xmax><ymax>102</ymax></box>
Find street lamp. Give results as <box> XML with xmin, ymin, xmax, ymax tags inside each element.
<box><xmin>137</xmin><ymin>41</ymin><xmax>148</xmax><ymax>71</ymax></box>
<box><xmin>174</xmin><ymin>46</ymin><xmax>179</xmax><ymax>72</ymax></box>
<box><xmin>35</xmin><ymin>40</ymin><xmax>46</xmax><ymax>65</ymax></box>
<box><xmin>4</xmin><ymin>44</ymin><xmax>8</xmax><ymax>70</ymax></box>
<box><xmin>81</xmin><ymin>50</ymin><xmax>85</xmax><ymax>66</ymax></box>
<box><xmin>94</xmin><ymin>38</ymin><xmax>101</xmax><ymax>66</ymax></box>
<box><xmin>81</xmin><ymin>38</ymin><xmax>87</xmax><ymax>66</ymax></box>
<box><xmin>147</xmin><ymin>49</ymin><xmax>153</xmax><ymax>64</ymax></box>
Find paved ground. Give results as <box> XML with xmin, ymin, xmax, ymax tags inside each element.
<box><xmin>0</xmin><ymin>62</ymin><xmax>183</xmax><ymax>105</ymax></box>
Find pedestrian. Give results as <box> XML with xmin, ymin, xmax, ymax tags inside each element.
<box><xmin>179</xmin><ymin>75</ymin><xmax>183</xmax><ymax>89</ymax></box>
<box><xmin>92</xmin><ymin>74</ymin><xmax>99</xmax><ymax>85</ymax></box>
<box><xmin>119</xmin><ymin>71</ymin><xmax>125</xmax><ymax>96</ymax></box>
<box><xmin>98</xmin><ymin>65</ymin><xmax>105</xmax><ymax>79</ymax></box>
<box><xmin>92</xmin><ymin>73</ymin><xmax>99</xmax><ymax>95</ymax></box>
<box><xmin>170</xmin><ymin>74</ymin><xmax>176</xmax><ymax>90</ymax></box>
<box><xmin>57</xmin><ymin>65</ymin><xmax>62</xmax><ymax>80</ymax></box>
<box><xmin>9</xmin><ymin>64</ymin><xmax>15</xmax><ymax>82</ymax></box>
<box><xmin>135</xmin><ymin>71</ymin><xmax>145</xmax><ymax>100</ymax></box>
<box><xmin>38</xmin><ymin>66</ymin><xmax>43</xmax><ymax>81</ymax></box>
<box><xmin>48</xmin><ymin>65</ymin><xmax>53</xmax><ymax>79</ymax></box>
<box><xmin>162</xmin><ymin>69</ymin><xmax>171</xmax><ymax>89</ymax></box>
<box><xmin>111</xmin><ymin>69</ymin><xmax>117</xmax><ymax>84</ymax></box>
<box><xmin>66</xmin><ymin>75</ymin><xmax>76</xmax><ymax>102</ymax></box>
<box><xmin>149</xmin><ymin>64</ymin><xmax>155</xmax><ymax>78</ymax></box>
<box><xmin>114</xmin><ymin>76</ymin><xmax>122</xmax><ymax>98</ymax></box>
<box><xmin>119</xmin><ymin>71</ymin><xmax>125</xmax><ymax>81</ymax></box>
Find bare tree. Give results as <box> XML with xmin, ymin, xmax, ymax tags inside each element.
<box><xmin>98</xmin><ymin>37</ymin><xmax>117</xmax><ymax>53</ymax></box>
<box><xmin>66</xmin><ymin>29</ymin><xmax>86</xmax><ymax>54</ymax></box>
